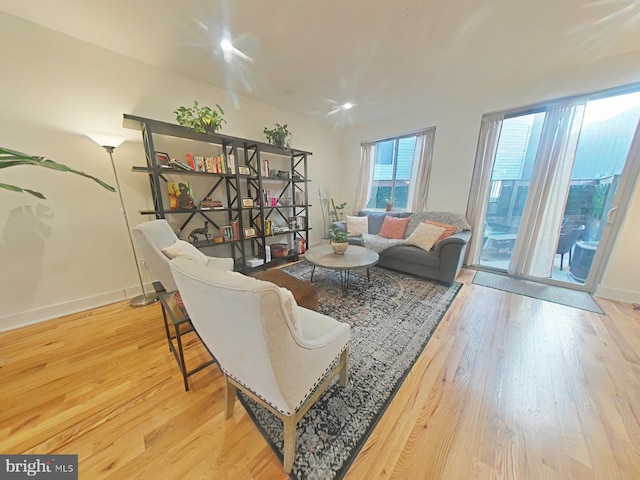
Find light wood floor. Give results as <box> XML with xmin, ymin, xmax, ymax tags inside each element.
<box><xmin>1</xmin><ymin>269</ymin><xmax>639</xmax><ymax>479</ymax></box>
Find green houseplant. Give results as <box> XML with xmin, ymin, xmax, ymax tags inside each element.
<box><xmin>1</xmin><ymin>146</ymin><xmax>115</xmax><ymax>199</ymax></box>
<box><xmin>263</xmin><ymin>123</ymin><xmax>292</xmax><ymax>150</ymax></box>
<box><xmin>175</xmin><ymin>101</ymin><xmax>226</xmax><ymax>133</ymax></box>
<box><xmin>329</xmin><ymin>226</ymin><xmax>350</xmax><ymax>255</ymax></box>
<box><xmin>384</xmin><ymin>194</ymin><xmax>394</xmax><ymax>212</ymax></box>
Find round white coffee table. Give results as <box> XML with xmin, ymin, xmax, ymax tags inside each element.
<box><xmin>304</xmin><ymin>244</ymin><xmax>379</xmax><ymax>292</ymax></box>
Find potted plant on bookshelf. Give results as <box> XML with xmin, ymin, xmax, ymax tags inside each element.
<box><xmin>263</xmin><ymin>123</ymin><xmax>292</xmax><ymax>150</ymax></box>
<box><xmin>329</xmin><ymin>227</ymin><xmax>350</xmax><ymax>255</ymax></box>
<box><xmin>175</xmin><ymin>101</ymin><xmax>226</xmax><ymax>134</ymax></box>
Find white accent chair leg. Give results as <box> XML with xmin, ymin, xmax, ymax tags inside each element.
<box><xmin>339</xmin><ymin>347</ymin><xmax>349</xmax><ymax>387</ymax></box>
<box><xmin>283</xmin><ymin>415</ymin><xmax>297</xmax><ymax>474</ymax></box>
<box><xmin>225</xmin><ymin>376</ymin><xmax>237</xmax><ymax>419</ymax></box>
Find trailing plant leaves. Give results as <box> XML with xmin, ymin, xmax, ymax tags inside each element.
<box><xmin>0</xmin><ymin>146</ymin><xmax>115</xmax><ymax>198</ymax></box>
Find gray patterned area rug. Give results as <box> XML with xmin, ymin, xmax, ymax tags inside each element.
<box><xmin>238</xmin><ymin>263</ymin><xmax>462</xmax><ymax>480</ymax></box>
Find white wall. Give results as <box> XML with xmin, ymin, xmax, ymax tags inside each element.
<box><xmin>0</xmin><ymin>13</ymin><xmax>342</xmax><ymax>331</ymax></box>
<box><xmin>340</xmin><ymin>50</ymin><xmax>640</xmax><ymax>303</ymax></box>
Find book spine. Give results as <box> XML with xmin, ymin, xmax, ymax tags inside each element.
<box><xmin>196</xmin><ymin>156</ymin><xmax>205</xmax><ymax>172</ymax></box>
<box><xmin>228</xmin><ymin>153</ymin><xmax>236</xmax><ymax>174</ymax></box>
<box><xmin>186</xmin><ymin>153</ymin><xmax>196</xmax><ymax>171</ymax></box>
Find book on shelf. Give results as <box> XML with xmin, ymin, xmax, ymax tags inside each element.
<box><xmin>199</xmin><ymin>197</ymin><xmax>224</xmax><ymax>210</ymax></box>
<box><xmin>230</xmin><ymin>220</ymin><xmax>239</xmax><ymax>240</ymax></box>
<box><xmin>227</xmin><ymin>153</ymin><xmax>236</xmax><ymax>174</ymax></box>
<box><xmin>261</xmin><ymin>158</ymin><xmax>270</xmax><ymax>177</ymax></box>
<box><xmin>221</xmin><ymin>225</ymin><xmax>237</xmax><ymax>241</ymax></box>
<box><xmin>205</xmin><ymin>156</ymin><xmax>214</xmax><ymax>173</ymax></box>
<box><xmin>169</xmin><ymin>159</ymin><xmax>192</xmax><ymax>171</ymax></box>
<box><xmin>167</xmin><ymin>181</ymin><xmax>196</xmax><ymax>210</ymax></box>
<box><xmin>195</xmin><ymin>155</ymin><xmax>205</xmax><ymax>172</ymax></box>
<box><xmin>185</xmin><ymin>153</ymin><xmax>197</xmax><ymax>171</ymax></box>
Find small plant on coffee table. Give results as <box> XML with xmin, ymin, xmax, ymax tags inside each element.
<box><xmin>330</xmin><ymin>227</ymin><xmax>350</xmax><ymax>254</ymax></box>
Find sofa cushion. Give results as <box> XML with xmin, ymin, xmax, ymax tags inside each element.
<box><xmin>406</xmin><ymin>223</ymin><xmax>446</xmax><ymax>251</ymax></box>
<box><xmin>423</xmin><ymin>220</ymin><xmax>458</xmax><ymax>243</ymax></box>
<box><xmin>162</xmin><ymin>240</ymin><xmax>209</xmax><ymax>265</ymax></box>
<box><xmin>379</xmin><ymin>216</ymin><xmax>410</xmax><ymax>239</ymax></box>
<box><xmin>346</xmin><ymin>215</ymin><xmax>369</xmax><ymax>236</ymax></box>
<box><xmin>405</xmin><ymin>212</ymin><xmax>471</xmax><ymax>237</ymax></box>
<box><xmin>358</xmin><ymin>210</ymin><xmax>412</xmax><ymax>234</ymax></box>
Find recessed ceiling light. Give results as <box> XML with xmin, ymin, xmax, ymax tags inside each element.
<box><xmin>342</xmin><ymin>102</ymin><xmax>354</xmax><ymax>110</ymax></box>
<box><xmin>220</xmin><ymin>39</ymin><xmax>233</xmax><ymax>52</ymax></box>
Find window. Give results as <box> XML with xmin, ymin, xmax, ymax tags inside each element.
<box><xmin>365</xmin><ymin>134</ymin><xmax>420</xmax><ymax>210</ymax></box>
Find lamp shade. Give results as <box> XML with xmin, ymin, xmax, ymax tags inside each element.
<box><xmin>87</xmin><ymin>131</ymin><xmax>126</xmax><ymax>149</ymax></box>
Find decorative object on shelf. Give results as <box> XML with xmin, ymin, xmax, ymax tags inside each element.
<box><xmin>330</xmin><ymin>227</ymin><xmax>350</xmax><ymax>255</ymax></box>
<box><xmin>331</xmin><ymin>198</ymin><xmax>347</xmax><ymax>221</ymax></box>
<box><xmin>243</xmin><ymin>227</ymin><xmax>257</xmax><ymax>237</ymax></box>
<box><xmin>155</xmin><ymin>151</ymin><xmax>171</xmax><ymax>166</ymax></box>
<box><xmin>263</xmin><ymin>123</ymin><xmax>292</xmax><ymax>150</ymax></box>
<box><xmin>86</xmin><ymin>132</ymin><xmax>157</xmax><ymax>307</ymax></box>
<box><xmin>0</xmin><ymin>146</ymin><xmax>115</xmax><ymax>199</ymax></box>
<box><xmin>242</xmin><ymin>197</ymin><xmax>254</xmax><ymax>208</ymax></box>
<box><xmin>175</xmin><ymin>100</ymin><xmax>226</xmax><ymax>133</ymax></box>
<box><xmin>271</xmin><ymin>243</ymin><xmax>289</xmax><ymax>258</ymax></box>
<box><xmin>238</xmin><ymin>165</ymin><xmax>251</xmax><ymax>175</ymax></box>
<box><xmin>277</xmin><ymin>170</ymin><xmax>290</xmax><ymax>179</ymax></box>
<box><xmin>167</xmin><ymin>181</ymin><xmax>196</xmax><ymax>210</ymax></box>
<box><xmin>188</xmin><ymin>221</ymin><xmax>211</xmax><ymax>245</ymax></box>
<box><xmin>279</xmin><ymin>196</ymin><xmax>291</xmax><ymax>205</ymax></box>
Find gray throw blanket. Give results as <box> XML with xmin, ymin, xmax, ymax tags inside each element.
<box><xmin>361</xmin><ymin>234</ymin><xmax>407</xmax><ymax>253</ymax></box>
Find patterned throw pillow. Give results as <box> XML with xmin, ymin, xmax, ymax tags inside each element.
<box><xmin>406</xmin><ymin>223</ymin><xmax>446</xmax><ymax>251</ymax></box>
<box><xmin>378</xmin><ymin>215</ymin><xmax>410</xmax><ymax>239</ymax></box>
<box><xmin>423</xmin><ymin>220</ymin><xmax>457</xmax><ymax>243</ymax></box>
<box><xmin>346</xmin><ymin>215</ymin><xmax>369</xmax><ymax>236</ymax></box>
<box><xmin>162</xmin><ymin>240</ymin><xmax>209</xmax><ymax>265</ymax></box>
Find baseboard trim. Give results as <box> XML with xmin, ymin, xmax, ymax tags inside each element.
<box><xmin>595</xmin><ymin>285</ymin><xmax>640</xmax><ymax>304</ymax></box>
<box><xmin>0</xmin><ymin>283</ymin><xmax>155</xmax><ymax>332</ymax></box>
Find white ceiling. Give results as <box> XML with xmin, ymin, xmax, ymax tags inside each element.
<box><xmin>2</xmin><ymin>0</ymin><xmax>640</xmax><ymax>127</ymax></box>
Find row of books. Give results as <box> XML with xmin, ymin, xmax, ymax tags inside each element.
<box><xmin>221</xmin><ymin>221</ymin><xmax>239</xmax><ymax>241</ymax></box>
<box><xmin>186</xmin><ymin>153</ymin><xmax>236</xmax><ymax>174</ymax></box>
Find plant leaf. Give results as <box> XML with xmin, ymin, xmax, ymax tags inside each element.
<box><xmin>0</xmin><ymin>146</ymin><xmax>115</xmax><ymax>196</ymax></box>
<box><xmin>0</xmin><ymin>181</ymin><xmax>46</xmax><ymax>198</ymax></box>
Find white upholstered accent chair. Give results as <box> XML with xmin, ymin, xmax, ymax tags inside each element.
<box><xmin>169</xmin><ymin>256</ymin><xmax>351</xmax><ymax>473</ymax></box>
<box><xmin>132</xmin><ymin>219</ymin><xmax>234</xmax><ymax>292</ymax></box>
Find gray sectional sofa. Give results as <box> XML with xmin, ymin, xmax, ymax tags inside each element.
<box><xmin>331</xmin><ymin>210</ymin><xmax>472</xmax><ymax>283</ymax></box>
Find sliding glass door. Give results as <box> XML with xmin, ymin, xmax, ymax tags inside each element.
<box><xmin>469</xmin><ymin>89</ymin><xmax>640</xmax><ymax>291</ymax></box>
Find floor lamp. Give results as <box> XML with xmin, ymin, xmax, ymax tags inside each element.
<box><xmin>87</xmin><ymin>132</ymin><xmax>158</xmax><ymax>307</ymax></box>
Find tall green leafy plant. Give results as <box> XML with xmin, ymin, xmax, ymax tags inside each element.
<box><xmin>0</xmin><ymin>146</ymin><xmax>115</xmax><ymax>199</ymax></box>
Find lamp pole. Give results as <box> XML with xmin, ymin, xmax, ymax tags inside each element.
<box><xmin>88</xmin><ymin>132</ymin><xmax>157</xmax><ymax>307</ymax></box>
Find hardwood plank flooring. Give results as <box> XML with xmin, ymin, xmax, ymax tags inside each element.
<box><xmin>1</xmin><ymin>269</ymin><xmax>639</xmax><ymax>479</ymax></box>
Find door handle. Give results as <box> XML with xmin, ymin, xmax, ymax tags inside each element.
<box><xmin>606</xmin><ymin>207</ymin><xmax>618</xmax><ymax>224</ymax></box>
